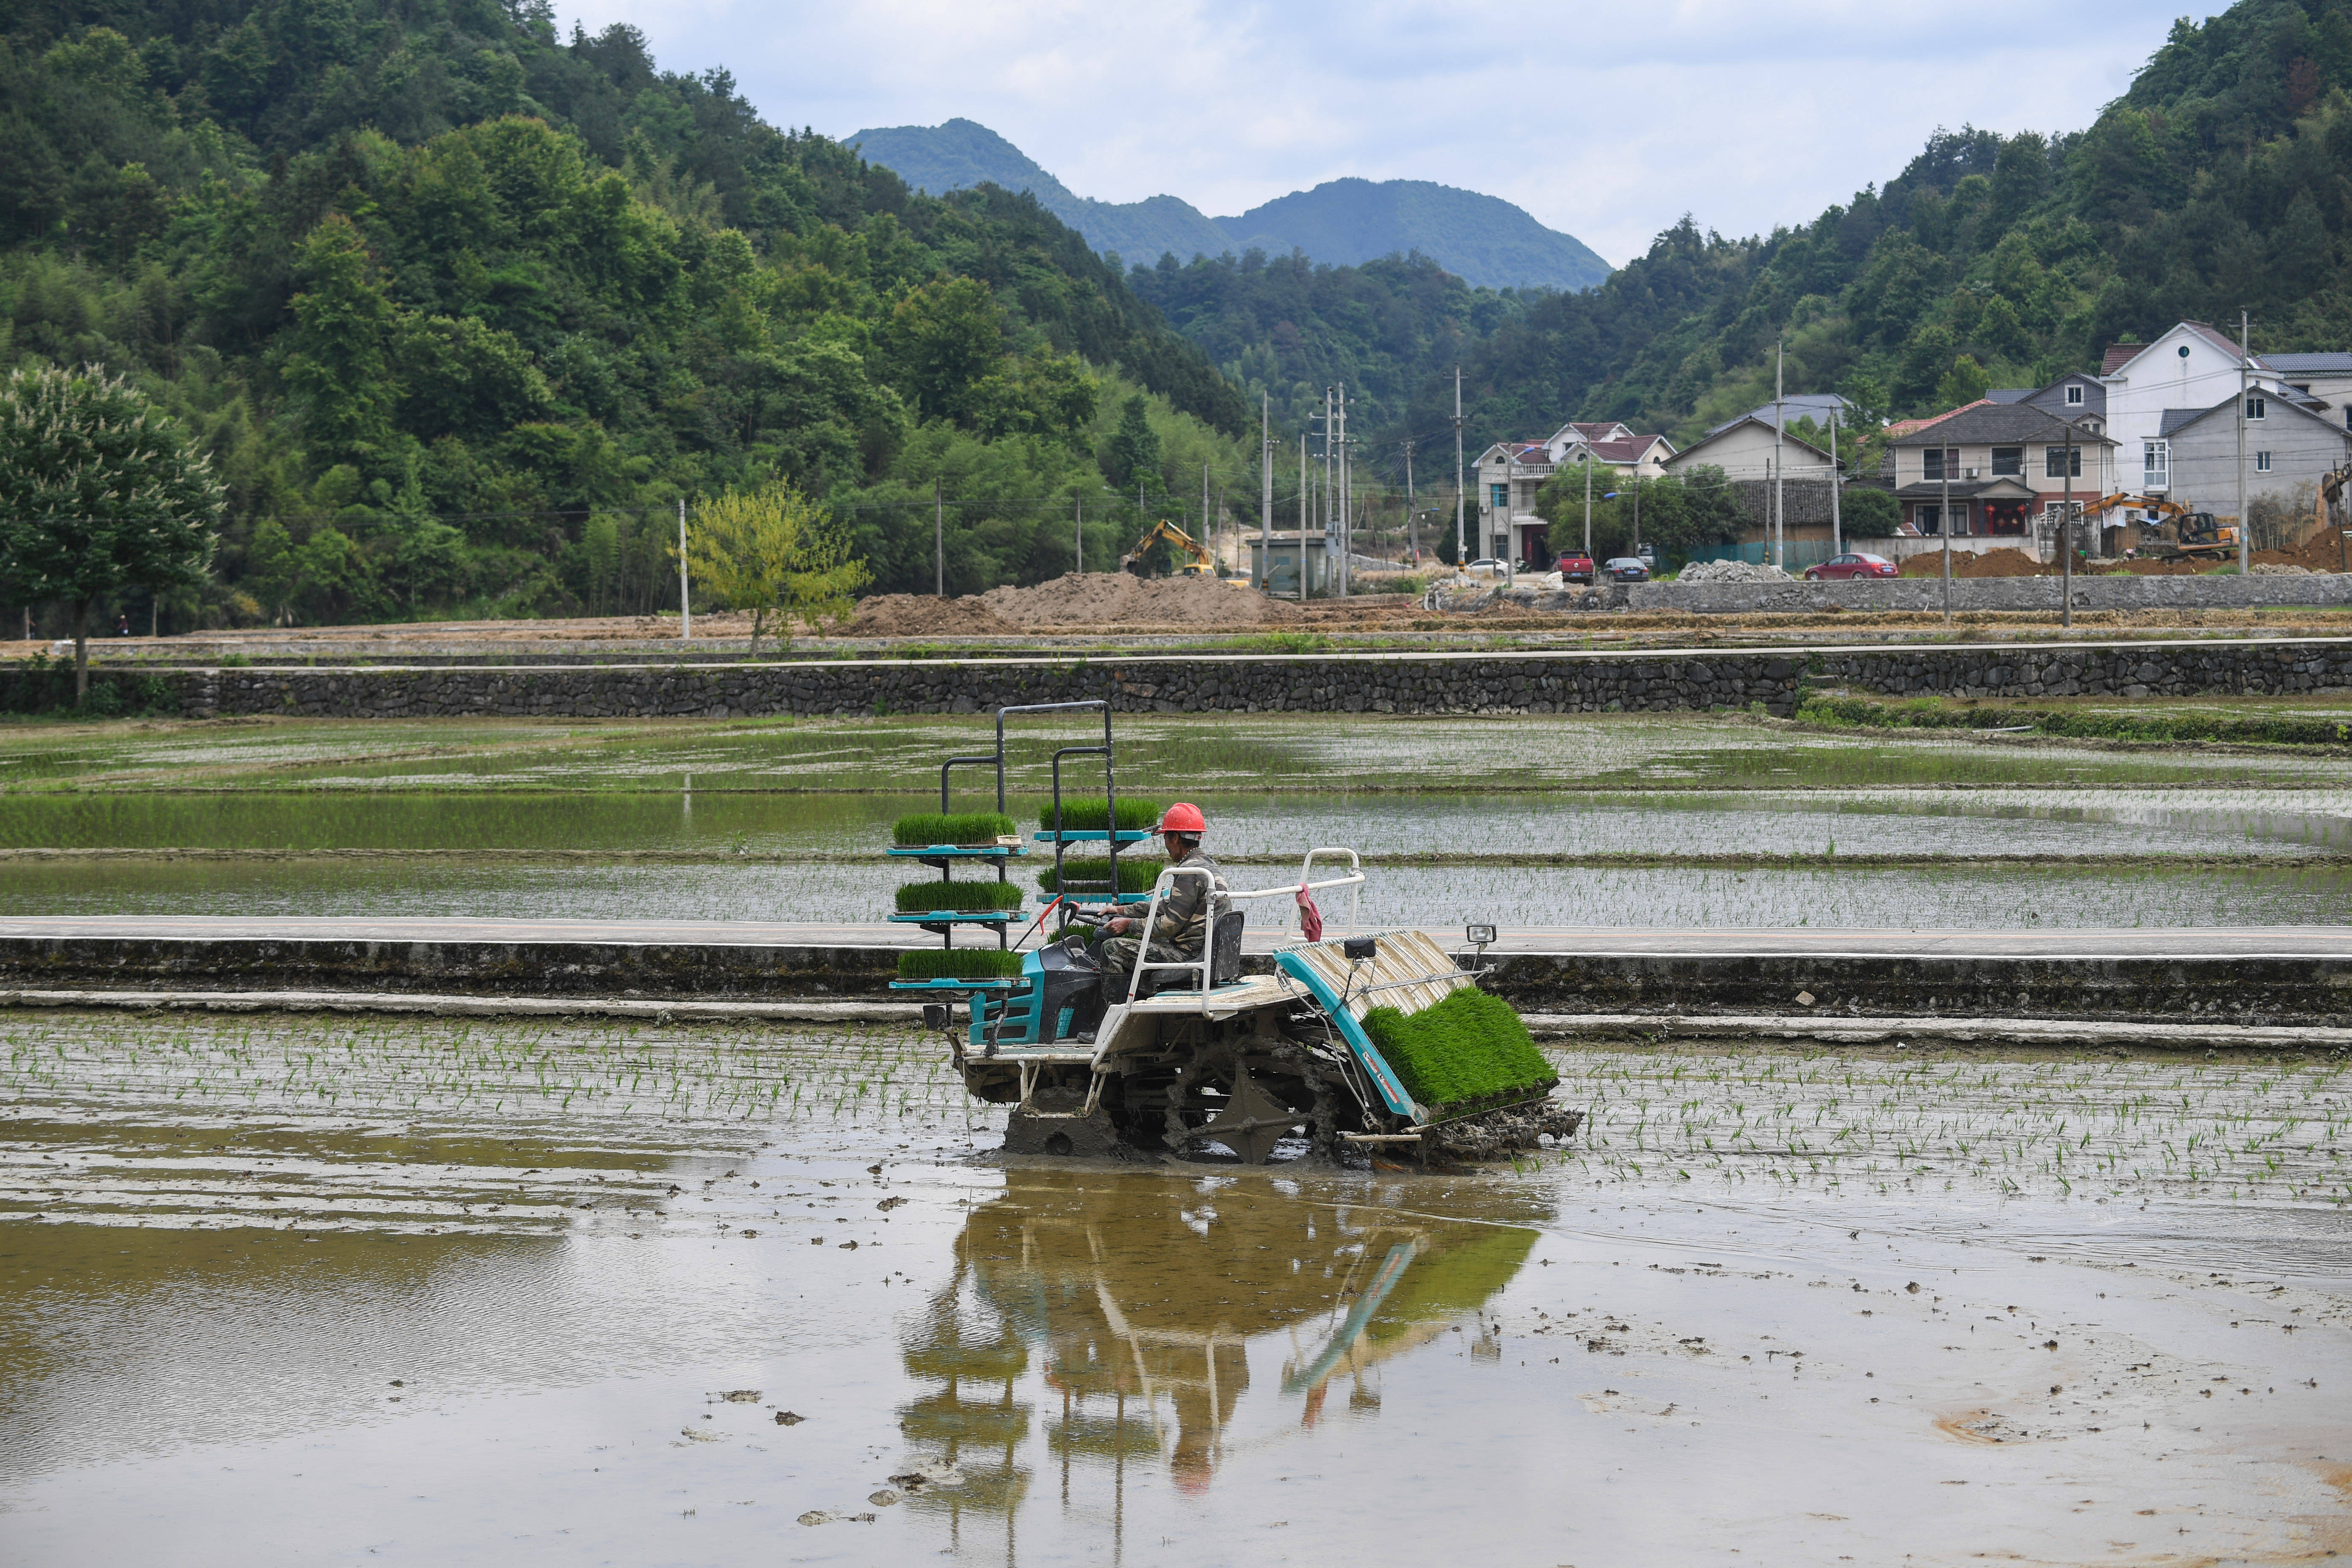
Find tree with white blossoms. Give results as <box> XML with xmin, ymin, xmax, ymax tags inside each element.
<box><xmin>0</xmin><ymin>365</ymin><xmax>223</xmax><ymax>702</ymax></box>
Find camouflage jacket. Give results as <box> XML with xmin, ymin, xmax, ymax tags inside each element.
<box><xmin>1139</xmin><ymin>847</ymin><xmax>1228</xmax><ymax>955</ymax></box>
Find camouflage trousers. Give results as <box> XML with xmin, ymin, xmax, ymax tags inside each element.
<box><xmin>1098</xmin><ymin>936</ymin><xmax>1200</xmax><ymax>999</ymax></box>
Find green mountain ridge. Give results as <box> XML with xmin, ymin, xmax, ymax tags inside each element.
<box><xmin>845</xmin><ymin>117</ymin><xmax>1611</xmax><ymax>291</ymax></box>
<box><xmin>0</xmin><ymin>1</ymin><xmax>1259</xmax><ymax>632</ymax></box>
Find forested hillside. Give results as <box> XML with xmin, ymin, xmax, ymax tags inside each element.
<box><xmin>0</xmin><ymin>0</ymin><xmax>1252</xmax><ymax>625</ymax></box>
<box><xmin>1139</xmin><ymin>0</ymin><xmax>2352</xmax><ymax>484</ymax></box>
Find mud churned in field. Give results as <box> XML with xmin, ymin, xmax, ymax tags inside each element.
<box><xmin>3</xmin><ymin>1013</ymin><xmax>2348</xmax><ymax>1564</ymax></box>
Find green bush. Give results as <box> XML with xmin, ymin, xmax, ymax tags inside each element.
<box><xmin>893</xmin><ymin>811</ymin><xmax>1017</xmax><ymax>846</ymax></box>
<box><xmin>1358</xmin><ymin>987</ymin><xmax>1557</xmax><ymax>1112</ymax></box>
<box><xmin>1038</xmin><ymin>857</ymin><xmax>1161</xmax><ymax>894</ymax></box>
<box><xmin>1033</xmin><ymin>798</ymin><xmax>1161</xmax><ymax>832</ymax></box>
<box><xmin>896</xmin><ymin>949</ymin><xmax>1027</xmax><ymax>980</ymax></box>
<box><xmin>893</xmin><ymin>879</ymin><xmax>1024</xmax><ymax>913</ymax></box>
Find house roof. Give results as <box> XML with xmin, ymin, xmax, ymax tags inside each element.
<box><xmin>1585</xmin><ymin>434</ymin><xmax>1674</xmax><ymax>464</ymax></box>
<box><xmin>2103</xmin><ymin>321</ymin><xmax>2249</xmax><ymax>378</ymax></box>
<box><xmin>1881</xmin><ymin>400</ymin><xmax>1995</xmax><ymax>441</ymax></box>
<box><xmin>1709</xmin><ymin>392</ymin><xmax>1850</xmax><ymax>437</ymax></box>
<box><xmin>2262</xmin><ymin>351</ymin><xmax>2352</xmax><ymax>375</ymax></box>
<box><xmin>1892</xmin><ymin>477</ymin><xmax>2042</xmax><ymax>501</ymax></box>
<box><xmin>1987</xmin><ymin>389</ymin><xmax>2036</xmax><ymax>403</ymax></box>
<box><xmin>1665</xmin><ymin>414</ymin><xmax>1835</xmax><ymax>467</ymax></box>
<box><xmin>2157</xmin><ymin>392</ymin><xmax>2352</xmax><ymax>443</ymax></box>
<box><xmin>1887</xmin><ymin>401</ymin><xmax>2117</xmax><ymax>448</ymax></box>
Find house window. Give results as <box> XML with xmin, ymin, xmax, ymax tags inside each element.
<box><xmin>1489</xmin><ymin>483</ymin><xmax>1508</xmax><ymax>514</ymax></box>
<box><xmin>2064</xmin><ymin>384</ymin><xmax>2085</xmax><ymax>406</ymax></box>
<box><xmin>2247</xmin><ymin>395</ymin><xmax>2267</xmax><ymax>421</ymax></box>
<box><xmin>1991</xmin><ymin>446</ymin><xmax>2023</xmax><ymax>477</ymax></box>
<box><xmin>2257</xmin><ymin>451</ymin><xmax>2273</xmax><ymax>472</ymax></box>
<box><xmin>1922</xmin><ymin>447</ymin><xmax>1960</xmax><ymax>481</ymax></box>
<box><xmin>2044</xmin><ymin>446</ymin><xmax>2084</xmax><ymax>478</ymax></box>
<box><xmin>2144</xmin><ymin>440</ymin><xmax>2170</xmax><ymax>490</ymax></box>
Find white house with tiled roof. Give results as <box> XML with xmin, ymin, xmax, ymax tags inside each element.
<box><xmin>2101</xmin><ymin>322</ymin><xmax>2303</xmax><ymax>495</ymax></box>
<box><xmin>1473</xmin><ymin>422</ymin><xmax>1675</xmax><ymax>561</ymax></box>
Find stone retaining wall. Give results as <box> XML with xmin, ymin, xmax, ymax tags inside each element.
<box><xmin>1628</xmin><ymin>570</ymin><xmax>2352</xmax><ymax>616</ymax></box>
<box><xmin>140</xmin><ymin>637</ymin><xmax>2352</xmax><ymax>719</ymax></box>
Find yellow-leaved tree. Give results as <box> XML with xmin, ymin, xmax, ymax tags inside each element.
<box><xmin>678</xmin><ymin>482</ymin><xmax>869</xmax><ymax>654</ymax></box>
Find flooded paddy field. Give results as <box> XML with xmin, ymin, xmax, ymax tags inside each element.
<box><xmin>11</xmin><ymin>852</ymin><xmax>2352</xmax><ymax>931</ymax></box>
<box><xmin>8</xmin><ymin>705</ymin><xmax>2352</xmax><ymax>932</ymax></box>
<box><xmin>8</xmin><ymin>706</ymin><xmax>2352</xmax><ymax>795</ymax></box>
<box><xmin>3</xmin><ymin>1011</ymin><xmax>2349</xmax><ymax>1565</ymax></box>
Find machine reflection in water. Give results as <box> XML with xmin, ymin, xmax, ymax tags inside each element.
<box><xmin>895</xmin><ymin>1171</ymin><xmax>1535</xmax><ymax>1552</ymax></box>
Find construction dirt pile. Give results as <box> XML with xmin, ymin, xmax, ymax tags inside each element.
<box><xmin>847</xmin><ymin>595</ymin><xmax>1023</xmax><ymax>637</ymax></box>
<box><xmin>1897</xmin><ymin>547</ymin><xmax>2047</xmax><ymax>579</ymax></box>
<box><xmin>2252</xmin><ymin>528</ymin><xmax>2352</xmax><ymax>574</ymax></box>
<box><xmin>1675</xmin><ymin>559</ymin><xmax>1794</xmax><ymax>584</ymax></box>
<box><xmin>977</xmin><ymin>573</ymin><xmax>1306</xmax><ymax>630</ymax></box>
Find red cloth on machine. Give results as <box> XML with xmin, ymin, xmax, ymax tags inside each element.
<box><xmin>1294</xmin><ymin>885</ymin><xmax>1323</xmax><ymax>942</ymax></box>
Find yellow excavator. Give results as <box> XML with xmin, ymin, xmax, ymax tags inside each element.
<box><xmin>1120</xmin><ymin>520</ymin><xmax>1222</xmax><ymax>579</ymax></box>
<box><xmin>2078</xmin><ymin>492</ymin><xmax>2239</xmax><ymax>561</ymax></box>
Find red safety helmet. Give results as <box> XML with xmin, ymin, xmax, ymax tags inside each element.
<box><xmin>1157</xmin><ymin>802</ymin><xmax>1207</xmax><ymax>835</ymax></box>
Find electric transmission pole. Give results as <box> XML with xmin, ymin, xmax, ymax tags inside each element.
<box><xmin>1452</xmin><ymin>365</ymin><xmax>1466</xmax><ymax>570</ymax></box>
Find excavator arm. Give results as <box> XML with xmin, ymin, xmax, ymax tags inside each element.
<box><xmin>1119</xmin><ymin>520</ymin><xmax>1218</xmax><ymax>577</ymax></box>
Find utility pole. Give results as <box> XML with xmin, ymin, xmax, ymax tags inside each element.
<box><xmin>1297</xmin><ymin>433</ymin><xmax>1309</xmax><ymax>600</ymax></box>
<box><xmin>2061</xmin><ymin>422</ymin><xmax>2075</xmax><ymax>630</ymax></box>
<box><xmin>1772</xmin><ymin>338</ymin><xmax>1786</xmax><ymax>571</ymax></box>
<box><xmin>1453</xmin><ymin>365</ymin><xmax>1466</xmax><ymax>572</ymax></box>
<box><xmin>934</xmin><ymin>478</ymin><xmax>944</xmax><ymax>597</ymax></box>
<box><xmin>1202</xmin><ymin>461</ymin><xmax>1211</xmax><ymax>572</ymax></box>
<box><xmin>1259</xmin><ymin>390</ymin><xmax>1271</xmax><ymax>589</ymax></box>
<box><xmin>1828</xmin><ymin>408</ymin><xmax>1843</xmax><ymax>556</ymax></box>
<box><xmin>2239</xmin><ymin>310</ymin><xmax>2252</xmax><ymax>575</ymax></box>
<box><xmin>1940</xmin><ymin>450</ymin><xmax>1953</xmax><ymax>625</ymax></box>
<box><xmin>1337</xmin><ymin>384</ymin><xmax>1351</xmax><ymax>596</ymax></box>
<box><xmin>1075</xmin><ymin>498</ymin><xmax>1083</xmax><ymax>574</ymax></box>
<box><xmin>678</xmin><ymin>496</ymin><xmax>690</xmax><ymax>639</ymax></box>
<box><xmin>1583</xmin><ymin>439</ymin><xmax>1594</xmax><ymax>559</ymax></box>
<box><xmin>1321</xmin><ymin>387</ymin><xmax>1335</xmax><ymax>597</ymax></box>
<box><xmin>1402</xmin><ymin>438</ymin><xmax>1418</xmax><ymax>565</ymax></box>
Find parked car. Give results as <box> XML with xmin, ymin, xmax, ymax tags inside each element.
<box><xmin>1803</xmin><ymin>552</ymin><xmax>1899</xmax><ymax>581</ymax></box>
<box><xmin>1600</xmin><ymin>557</ymin><xmax>1650</xmax><ymax>583</ymax></box>
<box><xmin>1554</xmin><ymin>551</ymin><xmax>1596</xmax><ymax>584</ymax></box>
<box><xmin>1461</xmin><ymin>558</ymin><xmax>1510</xmax><ymax>578</ymax></box>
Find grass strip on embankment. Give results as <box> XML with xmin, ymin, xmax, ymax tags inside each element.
<box><xmin>1797</xmin><ymin>694</ymin><xmax>2352</xmax><ymax>749</ymax></box>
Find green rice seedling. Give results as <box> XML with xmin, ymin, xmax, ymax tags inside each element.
<box><xmin>893</xmin><ymin>880</ymin><xmax>1024</xmax><ymax>913</ymax></box>
<box><xmin>895</xmin><ymin>949</ymin><xmax>1026</xmax><ymax>981</ymax></box>
<box><xmin>1031</xmin><ymin>798</ymin><xmax>1161</xmax><ymax>833</ymax></box>
<box><xmin>892</xmin><ymin>811</ymin><xmax>1017</xmax><ymax>846</ymax></box>
<box><xmin>1037</xmin><ymin>858</ymin><xmax>1160</xmax><ymax>895</ymax></box>
<box><xmin>1359</xmin><ymin>988</ymin><xmax>1558</xmax><ymax>1113</ymax></box>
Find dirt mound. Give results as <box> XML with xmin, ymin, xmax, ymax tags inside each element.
<box><xmin>1896</xmin><ymin>547</ymin><xmax>2048</xmax><ymax>579</ymax></box>
<box><xmin>977</xmin><ymin>572</ymin><xmax>1304</xmax><ymax>629</ymax></box>
<box><xmin>848</xmin><ymin>595</ymin><xmax>1023</xmax><ymax>637</ymax></box>
<box><xmin>2251</xmin><ymin>528</ymin><xmax>2351</xmax><ymax>574</ymax></box>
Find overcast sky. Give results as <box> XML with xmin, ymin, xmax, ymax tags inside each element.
<box><xmin>557</xmin><ymin>0</ymin><xmax>2201</xmax><ymax>267</ymax></box>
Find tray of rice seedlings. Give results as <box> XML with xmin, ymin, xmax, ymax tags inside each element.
<box><xmin>1031</xmin><ymin>799</ymin><xmax>1161</xmax><ymax>842</ymax></box>
<box><xmin>1036</xmin><ymin>857</ymin><xmax>1161</xmax><ymax>901</ymax></box>
<box><xmin>892</xmin><ymin>880</ymin><xmax>1026</xmax><ymax>916</ymax></box>
<box><xmin>893</xmin><ymin>949</ymin><xmax>1027</xmax><ymax>986</ymax></box>
<box><xmin>1357</xmin><ymin>987</ymin><xmax>1559</xmax><ymax>1121</ymax></box>
<box><xmin>890</xmin><ymin>811</ymin><xmax>1023</xmax><ymax>854</ymax></box>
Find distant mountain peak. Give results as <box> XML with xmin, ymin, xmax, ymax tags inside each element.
<box><xmin>842</xmin><ymin>120</ymin><xmax>1610</xmax><ymax>291</ymax></box>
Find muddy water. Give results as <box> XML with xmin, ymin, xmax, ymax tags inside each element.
<box><xmin>3</xmin><ymin>1014</ymin><xmax>2349</xmax><ymax>1564</ymax></box>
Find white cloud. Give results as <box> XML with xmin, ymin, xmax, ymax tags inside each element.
<box><xmin>558</xmin><ymin>0</ymin><xmax>2196</xmax><ymax>266</ymax></box>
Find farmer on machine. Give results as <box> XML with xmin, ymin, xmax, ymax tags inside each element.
<box><xmin>1098</xmin><ymin>803</ymin><xmax>1228</xmax><ymax>999</ymax></box>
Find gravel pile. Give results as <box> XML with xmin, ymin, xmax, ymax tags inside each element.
<box><xmin>2251</xmin><ymin>563</ymin><xmax>2318</xmax><ymax>576</ymax></box>
<box><xmin>1674</xmin><ymin>559</ymin><xmax>1796</xmax><ymax>584</ymax></box>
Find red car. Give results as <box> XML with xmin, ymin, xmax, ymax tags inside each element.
<box><xmin>1554</xmin><ymin>552</ymin><xmax>1595</xmax><ymax>584</ymax></box>
<box><xmin>1803</xmin><ymin>552</ymin><xmax>1898</xmax><ymax>581</ymax></box>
